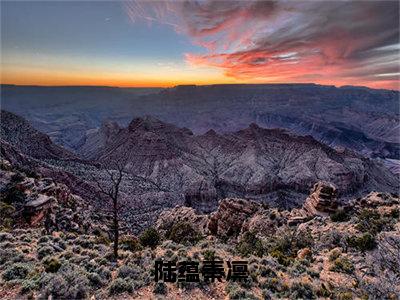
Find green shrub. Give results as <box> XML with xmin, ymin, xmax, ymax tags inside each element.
<box><xmin>43</xmin><ymin>257</ymin><xmax>61</xmax><ymax>273</ymax></box>
<box><xmin>329</xmin><ymin>249</ymin><xmax>341</xmax><ymax>262</ymax></box>
<box><xmin>203</xmin><ymin>249</ymin><xmax>216</xmax><ymax>261</ymax></box>
<box><xmin>153</xmin><ymin>282</ymin><xmax>167</xmax><ymax>295</ymax></box>
<box><xmin>87</xmin><ymin>272</ymin><xmax>104</xmax><ymax>287</ymax></box>
<box><xmin>337</xmin><ymin>291</ymin><xmax>353</xmax><ymax>300</ymax></box>
<box><xmin>109</xmin><ymin>278</ymin><xmax>133</xmax><ymax>295</ymax></box>
<box><xmin>225</xmin><ymin>282</ymin><xmax>258</xmax><ymax>299</ymax></box>
<box><xmin>95</xmin><ymin>265</ymin><xmax>112</xmax><ymax>280</ymax></box>
<box><xmin>0</xmin><ymin>232</ymin><xmax>14</xmax><ymax>242</ymax></box>
<box><xmin>2</xmin><ymin>262</ymin><xmax>31</xmax><ymax>281</ymax></box>
<box><xmin>39</xmin><ymin>264</ymin><xmax>89</xmax><ymax>300</ymax></box>
<box><xmin>139</xmin><ymin>227</ymin><xmax>160</xmax><ymax>249</ymax></box>
<box><xmin>356</xmin><ymin>209</ymin><xmax>393</xmax><ymax>234</ymax></box>
<box><xmin>21</xmin><ymin>278</ymin><xmax>39</xmax><ymax>294</ymax></box>
<box><xmin>37</xmin><ymin>245</ymin><xmax>55</xmax><ymax>260</ymax></box>
<box><xmin>387</xmin><ymin>208</ymin><xmax>399</xmax><ymax>219</ymax></box>
<box><xmin>347</xmin><ymin>232</ymin><xmax>376</xmax><ymax>252</ymax></box>
<box><xmin>0</xmin><ymin>202</ymin><xmax>15</xmax><ymax>230</ymax></box>
<box><xmin>269</xmin><ymin>249</ymin><xmax>292</xmax><ymax>266</ymax></box>
<box><xmin>38</xmin><ymin>235</ymin><xmax>51</xmax><ymax>244</ymax></box>
<box><xmin>236</xmin><ymin>232</ymin><xmax>265</xmax><ymax>257</ymax></box>
<box><xmin>76</xmin><ymin>236</ymin><xmax>94</xmax><ymax>248</ymax></box>
<box><xmin>117</xmin><ymin>265</ymin><xmax>141</xmax><ymax>280</ymax></box>
<box><xmin>330</xmin><ymin>257</ymin><xmax>354</xmax><ymax>274</ymax></box>
<box><xmin>271</xmin><ymin>229</ymin><xmax>313</xmax><ymax>254</ymax></box>
<box><xmin>120</xmin><ymin>236</ymin><xmax>142</xmax><ymax>251</ymax></box>
<box><xmin>330</xmin><ymin>209</ymin><xmax>350</xmax><ymax>222</ymax></box>
<box><xmin>1</xmin><ymin>184</ymin><xmax>26</xmax><ymax>205</ymax></box>
<box><xmin>166</xmin><ymin>222</ymin><xmax>201</xmax><ymax>244</ymax></box>
<box><xmin>94</xmin><ymin>235</ymin><xmax>111</xmax><ymax>245</ymax></box>
<box><xmin>290</xmin><ymin>282</ymin><xmax>316</xmax><ymax>299</ymax></box>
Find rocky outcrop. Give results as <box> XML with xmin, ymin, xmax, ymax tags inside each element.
<box><xmin>155</xmin><ymin>198</ymin><xmax>285</xmax><ymax>239</ymax></box>
<box><xmin>0</xmin><ymin>158</ymin><xmax>103</xmax><ymax>233</ymax></box>
<box><xmin>241</xmin><ymin>209</ymin><xmax>287</xmax><ymax>237</ymax></box>
<box><xmin>303</xmin><ymin>182</ymin><xmax>338</xmax><ymax>215</ymax></box>
<box><xmin>288</xmin><ymin>181</ymin><xmax>339</xmax><ymax>225</ymax></box>
<box><xmin>208</xmin><ymin>198</ymin><xmax>262</xmax><ymax>238</ymax></box>
<box><xmin>155</xmin><ymin>206</ymin><xmax>209</xmax><ymax>236</ymax></box>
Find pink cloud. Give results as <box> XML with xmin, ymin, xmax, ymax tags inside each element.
<box><xmin>125</xmin><ymin>1</ymin><xmax>399</xmax><ymax>89</ymax></box>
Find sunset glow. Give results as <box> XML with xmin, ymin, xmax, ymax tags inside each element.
<box><xmin>1</xmin><ymin>1</ymin><xmax>399</xmax><ymax>89</ymax></box>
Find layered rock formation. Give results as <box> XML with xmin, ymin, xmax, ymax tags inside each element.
<box><xmin>0</xmin><ymin>157</ymin><xmax>106</xmax><ymax>234</ymax></box>
<box><xmin>75</xmin><ymin>115</ymin><xmax>398</xmax><ymax>215</ymax></box>
<box><xmin>288</xmin><ymin>181</ymin><xmax>339</xmax><ymax>225</ymax></box>
<box><xmin>1</xmin><ymin>111</ymin><xmax>398</xmax><ymax>232</ymax></box>
<box><xmin>0</xmin><ymin>110</ymin><xmax>76</xmax><ymax>160</ymax></box>
<box><xmin>208</xmin><ymin>198</ymin><xmax>262</xmax><ymax>238</ymax></box>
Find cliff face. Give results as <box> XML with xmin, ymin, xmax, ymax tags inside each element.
<box><xmin>75</xmin><ymin>116</ymin><xmax>398</xmax><ymax>215</ymax></box>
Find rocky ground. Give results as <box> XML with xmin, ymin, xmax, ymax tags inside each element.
<box><xmin>1</xmin><ymin>157</ymin><xmax>399</xmax><ymax>299</ymax></box>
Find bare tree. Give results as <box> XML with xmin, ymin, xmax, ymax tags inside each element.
<box><xmin>91</xmin><ymin>161</ymin><xmax>126</xmax><ymax>262</ymax></box>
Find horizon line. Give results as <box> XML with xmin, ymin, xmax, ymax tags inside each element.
<box><xmin>1</xmin><ymin>82</ymin><xmax>398</xmax><ymax>92</ymax></box>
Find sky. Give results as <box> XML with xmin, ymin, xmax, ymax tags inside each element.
<box><xmin>1</xmin><ymin>0</ymin><xmax>399</xmax><ymax>89</ymax></box>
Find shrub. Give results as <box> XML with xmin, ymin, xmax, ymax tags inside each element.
<box><xmin>166</xmin><ymin>222</ymin><xmax>201</xmax><ymax>244</ymax></box>
<box><xmin>39</xmin><ymin>264</ymin><xmax>89</xmax><ymax>300</ymax></box>
<box><xmin>139</xmin><ymin>227</ymin><xmax>160</xmax><ymax>249</ymax></box>
<box><xmin>120</xmin><ymin>236</ymin><xmax>142</xmax><ymax>251</ymax></box>
<box><xmin>38</xmin><ymin>235</ymin><xmax>51</xmax><ymax>244</ymax></box>
<box><xmin>356</xmin><ymin>209</ymin><xmax>392</xmax><ymax>235</ymax></box>
<box><xmin>203</xmin><ymin>249</ymin><xmax>216</xmax><ymax>261</ymax></box>
<box><xmin>330</xmin><ymin>257</ymin><xmax>354</xmax><ymax>274</ymax></box>
<box><xmin>388</xmin><ymin>208</ymin><xmax>399</xmax><ymax>218</ymax></box>
<box><xmin>37</xmin><ymin>245</ymin><xmax>55</xmax><ymax>260</ymax></box>
<box><xmin>109</xmin><ymin>278</ymin><xmax>133</xmax><ymax>295</ymax></box>
<box><xmin>225</xmin><ymin>282</ymin><xmax>258</xmax><ymax>300</ymax></box>
<box><xmin>95</xmin><ymin>265</ymin><xmax>112</xmax><ymax>281</ymax></box>
<box><xmin>43</xmin><ymin>257</ymin><xmax>61</xmax><ymax>273</ymax></box>
<box><xmin>0</xmin><ymin>249</ymin><xmax>24</xmax><ymax>265</ymax></box>
<box><xmin>0</xmin><ymin>232</ymin><xmax>14</xmax><ymax>242</ymax></box>
<box><xmin>290</xmin><ymin>282</ymin><xmax>316</xmax><ymax>299</ymax></box>
<box><xmin>260</xmin><ymin>277</ymin><xmax>283</xmax><ymax>293</ymax></box>
<box><xmin>236</xmin><ymin>232</ymin><xmax>264</xmax><ymax>257</ymax></box>
<box><xmin>94</xmin><ymin>235</ymin><xmax>111</xmax><ymax>245</ymax></box>
<box><xmin>329</xmin><ymin>249</ymin><xmax>341</xmax><ymax>262</ymax></box>
<box><xmin>331</xmin><ymin>209</ymin><xmax>350</xmax><ymax>222</ymax></box>
<box><xmin>323</xmin><ymin>230</ymin><xmax>345</xmax><ymax>249</ymax></box>
<box><xmin>267</xmin><ymin>229</ymin><xmax>313</xmax><ymax>263</ymax></box>
<box><xmin>0</xmin><ymin>202</ymin><xmax>15</xmax><ymax>230</ymax></box>
<box><xmin>76</xmin><ymin>236</ymin><xmax>94</xmax><ymax>248</ymax></box>
<box><xmin>117</xmin><ymin>265</ymin><xmax>141</xmax><ymax>280</ymax></box>
<box><xmin>2</xmin><ymin>262</ymin><xmax>31</xmax><ymax>281</ymax></box>
<box><xmin>21</xmin><ymin>279</ymin><xmax>39</xmax><ymax>294</ymax></box>
<box><xmin>87</xmin><ymin>272</ymin><xmax>104</xmax><ymax>287</ymax></box>
<box><xmin>337</xmin><ymin>291</ymin><xmax>353</xmax><ymax>300</ymax></box>
<box><xmin>347</xmin><ymin>233</ymin><xmax>376</xmax><ymax>252</ymax></box>
<box><xmin>269</xmin><ymin>249</ymin><xmax>292</xmax><ymax>266</ymax></box>
<box><xmin>153</xmin><ymin>282</ymin><xmax>167</xmax><ymax>295</ymax></box>
<box><xmin>1</xmin><ymin>184</ymin><xmax>25</xmax><ymax>205</ymax></box>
